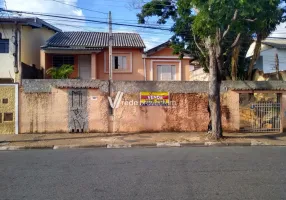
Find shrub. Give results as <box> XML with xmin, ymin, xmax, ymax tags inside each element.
<box><xmin>46</xmin><ymin>64</ymin><xmax>74</xmax><ymax>79</ymax></box>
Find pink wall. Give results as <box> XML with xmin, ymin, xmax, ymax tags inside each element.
<box><xmin>145</xmin><ymin>47</ymin><xmax>191</xmax><ymax>81</ymax></box>
<box><xmin>96</xmin><ymin>48</ymin><xmax>145</xmax><ymax>81</ymax></box>
<box><xmin>113</xmin><ymin>92</ymin><xmax>240</xmax><ymax>133</ymax></box>
<box><xmin>20</xmin><ymin>88</ymin><xmax>69</xmax><ymax>133</ymax></box>
<box><xmin>282</xmin><ymin>93</ymin><xmax>286</xmax><ymax>131</ymax></box>
<box><xmin>19</xmin><ymin>88</ymin><xmax>240</xmax><ymax>134</ymax></box>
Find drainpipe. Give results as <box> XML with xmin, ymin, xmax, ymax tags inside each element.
<box><xmin>13</xmin><ymin>23</ymin><xmax>21</xmax><ymax>85</ymax></box>
<box><xmin>18</xmin><ymin>25</ymin><xmax>21</xmax><ymax>85</ymax></box>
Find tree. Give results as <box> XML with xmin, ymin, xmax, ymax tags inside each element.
<box><xmin>46</xmin><ymin>64</ymin><xmax>74</xmax><ymax>79</ymax></box>
<box><xmin>137</xmin><ymin>0</ymin><xmax>286</xmax><ymax>139</ymax></box>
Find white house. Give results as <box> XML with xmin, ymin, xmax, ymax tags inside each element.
<box><xmin>246</xmin><ymin>38</ymin><xmax>286</xmax><ymax>73</ymax></box>
<box><xmin>0</xmin><ymin>17</ymin><xmax>60</xmax><ymax>83</ymax></box>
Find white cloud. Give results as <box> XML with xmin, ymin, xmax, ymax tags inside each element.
<box><xmin>270</xmin><ymin>22</ymin><xmax>286</xmax><ymax>38</ymax></box>
<box><xmin>72</xmin><ymin>9</ymin><xmax>84</xmax><ymax>17</ymax></box>
<box><xmin>6</xmin><ymin>0</ymin><xmax>85</xmax><ymax>31</ymax></box>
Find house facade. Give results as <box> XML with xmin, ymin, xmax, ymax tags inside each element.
<box><xmin>41</xmin><ymin>32</ymin><xmax>194</xmax><ymax>81</ymax></box>
<box><xmin>0</xmin><ymin>17</ymin><xmax>61</xmax><ymax>83</ymax></box>
<box><xmin>41</xmin><ymin>32</ymin><xmax>146</xmax><ymax>80</ymax></box>
<box><xmin>144</xmin><ymin>41</ymin><xmax>192</xmax><ymax>81</ymax></box>
<box><xmin>247</xmin><ymin>38</ymin><xmax>286</xmax><ymax>74</ymax></box>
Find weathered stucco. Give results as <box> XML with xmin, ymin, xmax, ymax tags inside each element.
<box><xmin>20</xmin><ymin>88</ymin><xmax>69</xmax><ymax>133</ymax></box>
<box><xmin>17</xmin><ymin>80</ymin><xmax>286</xmax><ymax>134</ymax></box>
<box><xmin>113</xmin><ymin>92</ymin><xmax>239</xmax><ymax>133</ymax></box>
<box><xmin>0</xmin><ymin>86</ymin><xmax>15</xmax><ymax>134</ymax></box>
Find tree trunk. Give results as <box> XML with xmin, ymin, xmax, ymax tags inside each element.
<box><xmin>231</xmin><ymin>44</ymin><xmax>240</xmax><ymax>80</ymax></box>
<box><xmin>247</xmin><ymin>34</ymin><xmax>262</xmax><ymax>80</ymax></box>
<box><xmin>208</xmin><ymin>42</ymin><xmax>223</xmax><ymax>139</ymax></box>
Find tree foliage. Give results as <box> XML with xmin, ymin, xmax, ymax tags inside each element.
<box><xmin>46</xmin><ymin>64</ymin><xmax>74</xmax><ymax>79</ymax></box>
<box><xmin>137</xmin><ymin>0</ymin><xmax>286</xmax><ymax>79</ymax></box>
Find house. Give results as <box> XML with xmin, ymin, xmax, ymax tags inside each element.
<box><xmin>144</xmin><ymin>41</ymin><xmax>192</xmax><ymax>81</ymax></box>
<box><xmin>0</xmin><ymin>17</ymin><xmax>61</xmax><ymax>83</ymax></box>
<box><xmin>41</xmin><ymin>32</ymin><xmax>146</xmax><ymax>80</ymax></box>
<box><xmin>247</xmin><ymin>38</ymin><xmax>286</xmax><ymax>74</ymax></box>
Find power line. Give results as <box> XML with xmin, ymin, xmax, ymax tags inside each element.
<box><xmin>1</xmin><ymin>9</ymin><xmax>172</xmax><ymax>31</ymax></box>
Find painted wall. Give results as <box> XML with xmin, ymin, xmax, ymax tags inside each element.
<box><xmin>190</xmin><ymin>68</ymin><xmax>210</xmax><ymax>81</ymax></box>
<box><xmin>96</xmin><ymin>48</ymin><xmax>145</xmax><ymax>81</ymax></box>
<box><xmin>113</xmin><ymin>91</ymin><xmax>239</xmax><ymax>133</ymax></box>
<box><xmin>0</xmin><ymin>85</ymin><xmax>15</xmax><ymax>134</ymax></box>
<box><xmin>0</xmin><ymin>24</ymin><xmax>16</xmax><ymax>80</ymax></box>
<box><xmin>18</xmin><ymin>80</ymin><xmax>286</xmax><ymax>134</ymax></box>
<box><xmin>0</xmin><ymin>24</ymin><xmax>56</xmax><ymax>81</ymax></box>
<box><xmin>282</xmin><ymin>93</ymin><xmax>286</xmax><ymax>132</ymax></box>
<box><xmin>21</xmin><ymin>26</ymin><xmax>56</xmax><ymax>68</ymax></box>
<box><xmin>19</xmin><ymin>87</ymin><xmax>110</xmax><ymax>134</ymax></box>
<box><xmin>259</xmin><ymin>48</ymin><xmax>286</xmax><ymax>73</ymax></box>
<box><xmin>145</xmin><ymin>47</ymin><xmax>191</xmax><ymax>81</ymax></box>
<box><xmin>18</xmin><ymin>80</ymin><xmax>244</xmax><ymax>134</ymax></box>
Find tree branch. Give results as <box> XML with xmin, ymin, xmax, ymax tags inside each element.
<box><xmin>244</xmin><ymin>18</ymin><xmax>257</xmax><ymax>22</ymax></box>
<box><xmin>222</xmin><ymin>9</ymin><xmax>238</xmax><ymax>39</ymax></box>
<box><xmin>192</xmin><ymin>30</ymin><xmax>206</xmax><ymax>58</ymax></box>
<box><xmin>231</xmin><ymin>33</ymin><xmax>241</xmax><ymax>48</ymax></box>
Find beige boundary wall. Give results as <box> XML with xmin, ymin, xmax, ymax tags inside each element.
<box><xmin>18</xmin><ymin>80</ymin><xmax>286</xmax><ymax>134</ymax></box>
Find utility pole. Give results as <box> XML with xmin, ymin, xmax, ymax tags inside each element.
<box><xmin>109</xmin><ymin>11</ymin><xmax>113</xmax><ymax>81</ymax></box>
<box><xmin>275</xmin><ymin>52</ymin><xmax>279</xmax><ymax>80</ymax></box>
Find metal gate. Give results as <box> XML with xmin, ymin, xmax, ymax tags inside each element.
<box><xmin>251</xmin><ymin>102</ymin><xmax>281</xmax><ymax>132</ymax></box>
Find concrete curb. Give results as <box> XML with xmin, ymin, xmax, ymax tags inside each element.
<box><xmin>156</xmin><ymin>142</ymin><xmax>181</xmax><ymax>147</ymax></box>
<box><xmin>107</xmin><ymin>144</ymin><xmax>132</xmax><ymax>148</ymax></box>
<box><xmin>53</xmin><ymin>144</ymin><xmax>106</xmax><ymax>149</ymax></box>
<box><xmin>1</xmin><ymin>141</ymin><xmax>286</xmax><ymax>150</ymax></box>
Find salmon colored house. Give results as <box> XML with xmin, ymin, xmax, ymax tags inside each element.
<box><xmin>40</xmin><ymin>32</ymin><xmax>192</xmax><ymax>81</ymax></box>
<box><xmin>41</xmin><ymin>32</ymin><xmax>146</xmax><ymax>80</ymax></box>
<box><xmin>144</xmin><ymin>41</ymin><xmax>193</xmax><ymax>81</ymax></box>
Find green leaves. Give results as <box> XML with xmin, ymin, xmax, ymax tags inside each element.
<box><xmin>46</xmin><ymin>64</ymin><xmax>74</xmax><ymax>79</ymax></box>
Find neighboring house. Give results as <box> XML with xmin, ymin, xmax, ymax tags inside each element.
<box><xmin>0</xmin><ymin>17</ymin><xmax>61</xmax><ymax>83</ymax></box>
<box><xmin>144</xmin><ymin>41</ymin><xmax>192</xmax><ymax>81</ymax></box>
<box><xmin>189</xmin><ymin>61</ymin><xmax>209</xmax><ymax>81</ymax></box>
<box><xmin>41</xmin><ymin>32</ymin><xmax>146</xmax><ymax>80</ymax></box>
<box><xmin>246</xmin><ymin>38</ymin><xmax>286</xmax><ymax>74</ymax></box>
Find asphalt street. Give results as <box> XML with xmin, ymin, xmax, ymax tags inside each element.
<box><xmin>1</xmin><ymin>147</ymin><xmax>286</xmax><ymax>200</ymax></box>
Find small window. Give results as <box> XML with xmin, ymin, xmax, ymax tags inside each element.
<box><xmin>0</xmin><ymin>113</ymin><xmax>2</xmax><ymax>123</ymax></box>
<box><xmin>0</xmin><ymin>39</ymin><xmax>9</xmax><ymax>53</ymax></box>
<box><xmin>113</xmin><ymin>56</ymin><xmax>127</xmax><ymax>70</ymax></box>
<box><xmin>52</xmin><ymin>55</ymin><xmax>74</xmax><ymax>68</ymax></box>
<box><xmin>2</xmin><ymin>98</ymin><xmax>8</xmax><ymax>104</ymax></box>
<box><xmin>4</xmin><ymin>113</ymin><xmax>13</xmax><ymax>122</ymax></box>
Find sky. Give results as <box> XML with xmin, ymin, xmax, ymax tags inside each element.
<box><xmin>1</xmin><ymin>0</ymin><xmax>285</xmax><ymax>49</ymax></box>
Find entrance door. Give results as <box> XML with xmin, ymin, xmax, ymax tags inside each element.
<box><xmin>79</xmin><ymin>55</ymin><xmax>91</xmax><ymax>79</ymax></box>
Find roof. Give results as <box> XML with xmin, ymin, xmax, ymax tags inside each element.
<box><xmin>262</xmin><ymin>39</ymin><xmax>286</xmax><ymax>49</ymax></box>
<box><xmin>145</xmin><ymin>41</ymin><xmax>171</xmax><ymax>56</ymax></box>
<box><xmin>246</xmin><ymin>38</ymin><xmax>286</xmax><ymax>58</ymax></box>
<box><xmin>0</xmin><ymin>17</ymin><xmax>61</xmax><ymax>32</ymax></box>
<box><xmin>42</xmin><ymin>32</ymin><xmax>146</xmax><ymax>50</ymax></box>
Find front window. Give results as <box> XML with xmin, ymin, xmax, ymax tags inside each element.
<box><xmin>52</xmin><ymin>55</ymin><xmax>74</xmax><ymax>68</ymax></box>
<box><xmin>0</xmin><ymin>39</ymin><xmax>9</xmax><ymax>53</ymax></box>
<box><xmin>157</xmin><ymin>65</ymin><xmax>176</xmax><ymax>81</ymax></box>
<box><xmin>113</xmin><ymin>56</ymin><xmax>127</xmax><ymax>70</ymax></box>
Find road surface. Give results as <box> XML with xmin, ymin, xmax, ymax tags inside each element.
<box><xmin>1</xmin><ymin>147</ymin><xmax>286</xmax><ymax>200</ymax></box>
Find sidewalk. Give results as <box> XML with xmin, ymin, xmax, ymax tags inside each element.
<box><xmin>1</xmin><ymin>132</ymin><xmax>286</xmax><ymax>150</ymax></box>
